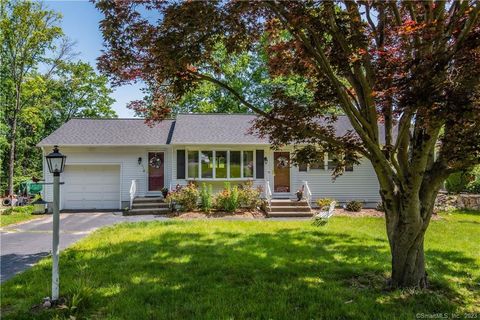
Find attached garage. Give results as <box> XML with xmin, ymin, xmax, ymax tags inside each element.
<box><xmin>62</xmin><ymin>164</ymin><xmax>121</xmax><ymax>210</ymax></box>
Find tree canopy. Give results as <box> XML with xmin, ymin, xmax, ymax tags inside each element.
<box><xmin>96</xmin><ymin>0</ymin><xmax>480</xmax><ymax>289</ymax></box>
<box><xmin>0</xmin><ymin>0</ymin><xmax>117</xmax><ymax>194</ymax></box>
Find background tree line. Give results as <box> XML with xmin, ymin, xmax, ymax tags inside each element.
<box><xmin>0</xmin><ymin>0</ymin><xmax>117</xmax><ymax>195</ymax></box>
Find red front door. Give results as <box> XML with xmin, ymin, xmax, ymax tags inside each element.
<box><xmin>148</xmin><ymin>152</ymin><xmax>164</xmax><ymax>191</ymax></box>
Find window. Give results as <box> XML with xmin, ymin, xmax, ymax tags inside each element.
<box><xmin>243</xmin><ymin>151</ymin><xmax>254</xmax><ymax>178</ymax></box>
<box><xmin>310</xmin><ymin>154</ymin><xmax>325</xmax><ymax>170</ymax></box>
<box><xmin>187</xmin><ymin>150</ymin><xmax>255</xmax><ymax>179</ymax></box>
<box><xmin>187</xmin><ymin>151</ymin><xmax>199</xmax><ymax>178</ymax></box>
<box><xmin>215</xmin><ymin>151</ymin><xmax>227</xmax><ymax>178</ymax></box>
<box><xmin>327</xmin><ymin>154</ymin><xmax>338</xmax><ymax>170</ymax></box>
<box><xmin>201</xmin><ymin>151</ymin><xmax>213</xmax><ymax>178</ymax></box>
<box><xmin>230</xmin><ymin>151</ymin><xmax>241</xmax><ymax>178</ymax></box>
<box><xmin>327</xmin><ymin>153</ymin><xmax>353</xmax><ymax>171</ymax></box>
<box><xmin>298</xmin><ymin>163</ymin><xmax>308</xmax><ymax>172</ymax></box>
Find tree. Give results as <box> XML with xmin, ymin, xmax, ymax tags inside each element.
<box><xmin>0</xmin><ymin>1</ymin><xmax>117</xmax><ymax>195</ymax></box>
<box><xmin>129</xmin><ymin>41</ymin><xmax>321</xmax><ymax>116</ymax></box>
<box><xmin>45</xmin><ymin>61</ymin><xmax>116</xmax><ymax>131</ymax></box>
<box><xmin>0</xmin><ymin>0</ymin><xmax>69</xmax><ymax>195</ymax></box>
<box><xmin>95</xmin><ymin>0</ymin><xmax>480</xmax><ymax>288</ymax></box>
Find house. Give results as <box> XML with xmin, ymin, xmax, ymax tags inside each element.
<box><xmin>38</xmin><ymin>114</ymin><xmax>382</xmax><ymax>211</ymax></box>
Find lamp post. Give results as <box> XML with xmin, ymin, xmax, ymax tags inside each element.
<box><xmin>45</xmin><ymin>145</ymin><xmax>66</xmax><ymax>302</ymax></box>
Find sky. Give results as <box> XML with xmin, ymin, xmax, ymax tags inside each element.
<box><xmin>44</xmin><ymin>0</ymin><xmax>142</xmax><ymax>118</ymax></box>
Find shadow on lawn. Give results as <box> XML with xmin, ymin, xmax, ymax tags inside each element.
<box><xmin>1</xmin><ymin>222</ymin><xmax>477</xmax><ymax>320</ymax></box>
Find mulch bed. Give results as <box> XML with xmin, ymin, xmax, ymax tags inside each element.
<box><xmin>332</xmin><ymin>208</ymin><xmax>442</xmax><ymax>220</ymax></box>
<box><xmin>174</xmin><ymin>209</ymin><xmax>266</xmax><ymax>219</ymax></box>
<box><xmin>171</xmin><ymin>208</ymin><xmax>441</xmax><ymax>220</ymax></box>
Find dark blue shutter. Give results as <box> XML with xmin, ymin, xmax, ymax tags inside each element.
<box><xmin>177</xmin><ymin>150</ymin><xmax>185</xmax><ymax>179</ymax></box>
<box><xmin>256</xmin><ymin>150</ymin><xmax>264</xmax><ymax>179</ymax></box>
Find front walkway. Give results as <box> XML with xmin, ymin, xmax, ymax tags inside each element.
<box><xmin>0</xmin><ymin>212</ymin><xmax>167</xmax><ymax>282</ymax></box>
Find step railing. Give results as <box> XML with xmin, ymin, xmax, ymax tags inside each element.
<box><xmin>129</xmin><ymin>179</ymin><xmax>137</xmax><ymax>209</ymax></box>
<box><xmin>264</xmin><ymin>180</ymin><xmax>272</xmax><ymax>210</ymax></box>
<box><xmin>302</xmin><ymin>180</ymin><xmax>312</xmax><ymax>208</ymax></box>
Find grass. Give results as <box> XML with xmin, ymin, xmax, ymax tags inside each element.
<box><xmin>0</xmin><ymin>205</ymin><xmax>39</xmax><ymax>227</ymax></box>
<box><xmin>1</xmin><ymin>211</ymin><xmax>479</xmax><ymax>319</ymax></box>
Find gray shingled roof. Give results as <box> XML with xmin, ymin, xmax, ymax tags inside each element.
<box><xmin>38</xmin><ymin>114</ymin><xmax>390</xmax><ymax>146</ymax></box>
<box><xmin>37</xmin><ymin>119</ymin><xmax>175</xmax><ymax>146</ymax></box>
<box><xmin>170</xmin><ymin>114</ymin><xmax>268</xmax><ymax>144</ymax></box>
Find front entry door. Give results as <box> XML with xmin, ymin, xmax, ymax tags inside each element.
<box><xmin>148</xmin><ymin>152</ymin><xmax>164</xmax><ymax>191</ymax></box>
<box><xmin>274</xmin><ymin>152</ymin><xmax>290</xmax><ymax>193</ymax></box>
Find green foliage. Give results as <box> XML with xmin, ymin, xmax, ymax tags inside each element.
<box><xmin>312</xmin><ymin>216</ymin><xmax>328</xmax><ymax>227</ymax></box>
<box><xmin>315</xmin><ymin>198</ymin><xmax>334</xmax><ymax>209</ymax></box>
<box><xmin>215</xmin><ymin>182</ymin><xmax>239</xmax><ymax>212</ymax></box>
<box><xmin>200</xmin><ymin>183</ymin><xmax>213</xmax><ymax>213</ymax></box>
<box><xmin>465</xmin><ymin>165</ymin><xmax>480</xmax><ymax>194</ymax></box>
<box><xmin>166</xmin><ymin>183</ymin><xmax>199</xmax><ymax>212</ymax></box>
<box><xmin>0</xmin><ymin>1</ymin><xmax>117</xmax><ymax>195</ymax></box>
<box><xmin>129</xmin><ymin>41</ymin><xmax>341</xmax><ymax>117</ymax></box>
<box><xmin>445</xmin><ymin>172</ymin><xmax>469</xmax><ymax>194</ymax></box>
<box><xmin>346</xmin><ymin>200</ymin><xmax>363</xmax><ymax>212</ymax></box>
<box><xmin>0</xmin><ymin>205</ymin><xmax>36</xmax><ymax>226</ymax></box>
<box><xmin>238</xmin><ymin>180</ymin><xmax>261</xmax><ymax>209</ymax></box>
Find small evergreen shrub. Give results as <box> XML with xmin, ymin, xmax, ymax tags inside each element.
<box><xmin>215</xmin><ymin>182</ymin><xmax>239</xmax><ymax>212</ymax></box>
<box><xmin>166</xmin><ymin>183</ymin><xmax>199</xmax><ymax>212</ymax></box>
<box><xmin>445</xmin><ymin>172</ymin><xmax>469</xmax><ymax>194</ymax></box>
<box><xmin>346</xmin><ymin>200</ymin><xmax>363</xmax><ymax>212</ymax></box>
<box><xmin>315</xmin><ymin>198</ymin><xmax>334</xmax><ymax>210</ymax></box>
<box><xmin>238</xmin><ymin>180</ymin><xmax>261</xmax><ymax>209</ymax></box>
<box><xmin>200</xmin><ymin>183</ymin><xmax>213</xmax><ymax>213</ymax></box>
<box><xmin>466</xmin><ymin>165</ymin><xmax>480</xmax><ymax>193</ymax></box>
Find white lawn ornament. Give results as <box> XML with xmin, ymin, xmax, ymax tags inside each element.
<box><xmin>312</xmin><ymin>201</ymin><xmax>336</xmax><ymax>226</ymax></box>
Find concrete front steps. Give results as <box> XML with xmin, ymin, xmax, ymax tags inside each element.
<box><xmin>126</xmin><ymin>197</ymin><xmax>170</xmax><ymax>215</ymax></box>
<box><xmin>268</xmin><ymin>199</ymin><xmax>313</xmax><ymax>218</ymax></box>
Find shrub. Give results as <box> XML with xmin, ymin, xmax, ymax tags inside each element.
<box><xmin>238</xmin><ymin>181</ymin><xmax>261</xmax><ymax>209</ymax></box>
<box><xmin>445</xmin><ymin>172</ymin><xmax>469</xmax><ymax>194</ymax></box>
<box><xmin>215</xmin><ymin>182</ymin><xmax>239</xmax><ymax>212</ymax></box>
<box><xmin>346</xmin><ymin>200</ymin><xmax>363</xmax><ymax>212</ymax></box>
<box><xmin>376</xmin><ymin>202</ymin><xmax>385</xmax><ymax>212</ymax></box>
<box><xmin>200</xmin><ymin>183</ymin><xmax>213</xmax><ymax>213</ymax></box>
<box><xmin>466</xmin><ymin>165</ymin><xmax>480</xmax><ymax>193</ymax></box>
<box><xmin>2</xmin><ymin>205</ymin><xmax>34</xmax><ymax>215</ymax></box>
<box><xmin>315</xmin><ymin>198</ymin><xmax>334</xmax><ymax>209</ymax></box>
<box><xmin>166</xmin><ymin>183</ymin><xmax>199</xmax><ymax>212</ymax></box>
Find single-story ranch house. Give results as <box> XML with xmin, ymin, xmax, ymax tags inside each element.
<box><xmin>38</xmin><ymin>114</ymin><xmax>382</xmax><ymax>210</ymax></box>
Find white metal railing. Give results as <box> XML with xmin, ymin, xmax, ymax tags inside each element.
<box><xmin>303</xmin><ymin>180</ymin><xmax>312</xmax><ymax>207</ymax></box>
<box><xmin>264</xmin><ymin>180</ymin><xmax>272</xmax><ymax>209</ymax></box>
<box><xmin>129</xmin><ymin>179</ymin><xmax>137</xmax><ymax>209</ymax></box>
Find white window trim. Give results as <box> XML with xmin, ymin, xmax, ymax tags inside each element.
<box><xmin>184</xmin><ymin>149</ymin><xmax>256</xmax><ymax>180</ymax></box>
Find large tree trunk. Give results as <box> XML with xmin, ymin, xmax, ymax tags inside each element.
<box><xmin>384</xmin><ymin>195</ymin><xmax>435</xmax><ymax>289</ymax></box>
<box><xmin>389</xmin><ymin>220</ymin><xmax>428</xmax><ymax>288</ymax></box>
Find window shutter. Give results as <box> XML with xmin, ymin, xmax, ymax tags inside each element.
<box><xmin>299</xmin><ymin>163</ymin><xmax>308</xmax><ymax>172</ymax></box>
<box><xmin>256</xmin><ymin>150</ymin><xmax>264</xmax><ymax>179</ymax></box>
<box><xmin>177</xmin><ymin>150</ymin><xmax>185</xmax><ymax>179</ymax></box>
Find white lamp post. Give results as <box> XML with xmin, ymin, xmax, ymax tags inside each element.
<box><xmin>45</xmin><ymin>145</ymin><xmax>66</xmax><ymax>302</ymax></box>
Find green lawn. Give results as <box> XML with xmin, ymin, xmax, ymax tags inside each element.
<box><xmin>0</xmin><ymin>206</ymin><xmax>39</xmax><ymax>227</ymax></box>
<box><xmin>1</xmin><ymin>212</ymin><xmax>479</xmax><ymax>319</ymax></box>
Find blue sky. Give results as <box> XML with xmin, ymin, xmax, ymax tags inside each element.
<box><xmin>44</xmin><ymin>0</ymin><xmax>142</xmax><ymax>118</ymax></box>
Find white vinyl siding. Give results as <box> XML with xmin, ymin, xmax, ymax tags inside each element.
<box><xmin>41</xmin><ymin>145</ymin><xmax>380</xmax><ymax>209</ymax></box>
<box><xmin>42</xmin><ymin>146</ymin><xmax>173</xmax><ymax>209</ymax></box>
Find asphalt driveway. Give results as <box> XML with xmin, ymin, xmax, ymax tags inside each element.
<box><xmin>0</xmin><ymin>212</ymin><xmax>167</xmax><ymax>282</ymax></box>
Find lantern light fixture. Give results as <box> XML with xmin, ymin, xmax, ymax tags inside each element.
<box><xmin>46</xmin><ymin>146</ymin><xmax>66</xmax><ymax>176</ymax></box>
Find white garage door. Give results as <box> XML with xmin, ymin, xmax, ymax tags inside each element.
<box><xmin>63</xmin><ymin>165</ymin><xmax>120</xmax><ymax>210</ymax></box>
